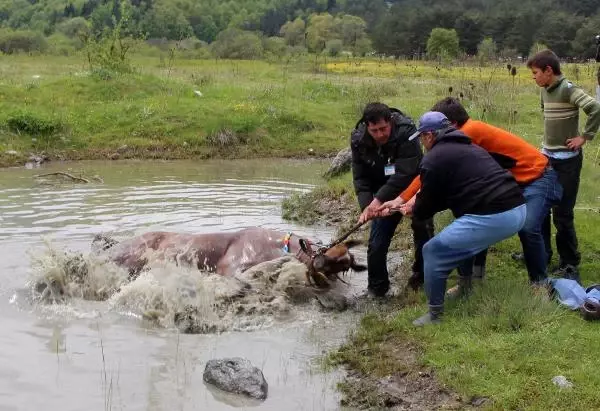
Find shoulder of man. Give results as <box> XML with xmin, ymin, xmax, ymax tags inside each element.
<box><xmin>390</xmin><ymin>108</ymin><xmax>416</xmax><ymax>128</ymax></box>
<box><xmin>389</xmin><ymin>109</ymin><xmax>417</xmax><ymax>140</ymax></box>
<box><xmin>350</xmin><ymin>121</ymin><xmax>367</xmax><ymax>147</ymax></box>
<box><xmin>560</xmin><ymin>77</ymin><xmax>581</xmax><ymax>95</ymax></box>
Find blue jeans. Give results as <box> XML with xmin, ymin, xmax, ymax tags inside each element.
<box><xmin>458</xmin><ymin>168</ymin><xmax>562</xmax><ymax>283</ymax></box>
<box><xmin>519</xmin><ymin>168</ymin><xmax>563</xmax><ymax>281</ymax></box>
<box><xmin>424</xmin><ymin>204</ymin><xmax>527</xmax><ymax>307</ymax></box>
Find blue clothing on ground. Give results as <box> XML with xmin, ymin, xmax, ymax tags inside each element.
<box><xmin>550</xmin><ymin>278</ymin><xmax>600</xmax><ymax>310</ymax></box>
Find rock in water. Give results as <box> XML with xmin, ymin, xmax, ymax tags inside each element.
<box><xmin>323</xmin><ymin>147</ymin><xmax>352</xmax><ymax>179</ymax></box>
<box><xmin>203</xmin><ymin>358</ymin><xmax>268</xmax><ymax>400</ymax></box>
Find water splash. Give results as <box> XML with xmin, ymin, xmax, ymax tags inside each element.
<box><xmin>26</xmin><ymin>241</ymin><xmax>320</xmax><ymax>333</ymax></box>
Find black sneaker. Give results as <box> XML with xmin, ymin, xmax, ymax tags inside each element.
<box><xmin>362</xmin><ymin>287</ymin><xmax>389</xmax><ymax>299</ymax></box>
<box><xmin>560</xmin><ymin>265</ymin><xmax>581</xmax><ymax>284</ymax></box>
<box><xmin>551</xmin><ymin>264</ymin><xmax>581</xmax><ymax>283</ymax></box>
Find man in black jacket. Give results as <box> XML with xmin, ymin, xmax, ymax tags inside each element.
<box><xmin>351</xmin><ymin>103</ymin><xmax>434</xmax><ymax>297</ymax></box>
<box><xmin>380</xmin><ymin>111</ymin><xmax>527</xmax><ymax>325</ymax></box>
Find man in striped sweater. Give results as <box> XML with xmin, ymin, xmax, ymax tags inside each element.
<box><xmin>527</xmin><ymin>49</ymin><xmax>600</xmax><ymax>280</ymax></box>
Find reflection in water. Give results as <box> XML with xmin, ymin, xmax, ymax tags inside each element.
<box><xmin>0</xmin><ymin>159</ymin><xmax>365</xmax><ymax>411</ymax></box>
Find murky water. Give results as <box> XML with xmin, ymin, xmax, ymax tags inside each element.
<box><xmin>0</xmin><ymin>159</ymin><xmax>367</xmax><ymax>411</ymax></box>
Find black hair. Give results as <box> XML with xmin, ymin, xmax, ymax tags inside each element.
<box><xmin>526</xmin><ymin>49</ymin><xmax>562</xmax><ymax>75</ymax></box>
<box><xmin>362</xmin><ymin>102</ymin><xmax>392</xmax><ymax>125</ymax></box>
<box><xmin>431</xmin><ymin>97</ymin><xmax>470</xmax><ymax>127</ymax></box>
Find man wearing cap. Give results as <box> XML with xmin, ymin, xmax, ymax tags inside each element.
<box><xmin>397</xmin><ymin>97</ymin><xmax>563</xmax><ymax>291</ymax></box>
<box><xmin>381</xmin><ymin>111</ymin><xmax>527</xmax><ymax>325</ymax></box>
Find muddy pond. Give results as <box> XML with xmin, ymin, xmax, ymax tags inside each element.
<box><xmin>0</xmin><ymin>159</ymin><xmax>370</xmax><ymax>411</ymax></box>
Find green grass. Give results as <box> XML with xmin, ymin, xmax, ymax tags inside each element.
<box><xmin>3</xmin><ymin>53</ymin><xmax>597</xmax><ymax>167</ymax></box>
<box><xmin>332</xmin><ymin>216</ymin><xmax>600</xmax><ymax>410</ymax></box>
<box><xmin>311</xmin><ymin>174</ymin><xmax>600</xmax><ymax>409</ymax></box>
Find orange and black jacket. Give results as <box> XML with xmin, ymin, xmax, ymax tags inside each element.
<box><xmin>400</xmin><ymin>119</ymin><xmax>548</xmax><ymax>201</ymax></box>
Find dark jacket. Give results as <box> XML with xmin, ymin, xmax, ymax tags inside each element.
<box><xmin>413</xmin><ymin>127</ymin><xmax>524</xmax><ymax>221</ymax></box>
<box><xmin>351</xmin><ymin>109</ymin><xmax>423</xmax><ymax>210</ymax></box>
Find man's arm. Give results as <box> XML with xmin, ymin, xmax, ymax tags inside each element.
<box><xmin>398</xmin><ymin>175</ymin><xmax>421</xmax><ymax>202</ymax></box>
<box><xmin>374</xmin><ymin>139</ymin><xmax>422</xmax><ymax>203</ymax></box>
<box><xmin>569</xmin><ymin>86</ymin><xmax>600</xmax><ymax>140</ymax></box>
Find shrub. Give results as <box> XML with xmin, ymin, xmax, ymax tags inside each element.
<box><xmin>0</xmin><ymin>29</ymin><xmax>48</xmax><ymax>54</ymax></box>
<box><xmin>211</xmin><ymin>28</ymin><xmax>263</xmax><ymax>59</ymax></box>
<box><xmin>6</xmin><ymin>112</ymin><xmax>63</xmax><ymax>137</ymax></box>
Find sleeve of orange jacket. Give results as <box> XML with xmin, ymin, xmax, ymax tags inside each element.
<box><xmin>398</xmin><ymin>175</ymin><xmax>421</xmax><ymax>202</ymax></box>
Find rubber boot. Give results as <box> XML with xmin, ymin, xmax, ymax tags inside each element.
<box><xmin>413</xmin><ymin>304</ymin><xmax>443</xmax><ymax>326</ymax></box>
<box><xmin>445</xmin><ymin>275</ymin><xmax>473</xmax><ymax>299</ymax></box>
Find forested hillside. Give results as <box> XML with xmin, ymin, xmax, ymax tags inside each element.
<box><xmin>0</xmin><ymin>0</ymin><xmax>599</xmax><ymax>58</ymax></box>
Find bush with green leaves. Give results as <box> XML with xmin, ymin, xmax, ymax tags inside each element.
<box><xmin>426</xmin><ymin>28</ymin><xmax>461</xmax><ymax>60</ymax></box>
<box><xmin>211</xmin><ymin>28</ymin><xmax>264</xmax><ymax>59</ymax></box>
<box><xmin>325</xmin><ymin>39</ymin><xmax>343</xmax><ymax>56</ymax></box>
<box><xmin>0</xmin><ymin>29</ymin><xmax>48</xmax><ymax>54</ymax></box>
<box><xmin>6</xmin><ymin>112</ymin><xmax>63</xmax><ymax>137</ymax></box>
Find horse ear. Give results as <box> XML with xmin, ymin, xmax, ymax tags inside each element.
<box><xmin>299</xmin><ymin>239</ymin><xmax>310</xmax><ymax>253</ymax></box>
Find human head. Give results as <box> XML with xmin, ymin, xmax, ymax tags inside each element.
<box><xmin>430</xmin><ymin>97</ymin><xmax>470</xmax><ymax>127</ymax></box>
<box><xmin>362</xmin><ymin>102</ymin><xmax>392</xmax><ymax>145</ymax></box>
<box><xmin>526</xmin><ymin>49</ymin><xmax>561</xmax><ymax>88</ymax></box>
<box><xmin>408</xmin><ymin>111</ymin><xmax>451</xmax><ymax>150</ymax></box>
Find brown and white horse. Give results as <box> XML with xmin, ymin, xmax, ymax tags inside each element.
<box><xmin>94</xmin><ymin>227</ymin><xmax>366</xmax><ymax>287</ymax></box>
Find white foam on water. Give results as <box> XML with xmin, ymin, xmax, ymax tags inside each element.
<box><xmin>26</xmin><ymin>240</ymin><xmax>319</xmax><ymax>333</ymax></box>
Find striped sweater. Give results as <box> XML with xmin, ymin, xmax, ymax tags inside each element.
<box><xmin>541</xmin><ymin>76</ymin><xmax>600</xmax><ymax>151</ymax></box>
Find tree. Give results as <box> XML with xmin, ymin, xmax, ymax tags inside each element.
<box><xmin>571</xmin><ymin>13</ymin><xmax>600</xmax><ymax>59</ymax></box>
<box><xmin>334</xmin><ymin>14</ymin><xmax>366</xmax><ymax>48</ymax></box>
<box><xmin>306</xmin><ymin>13</ymin><xmax>335</xmax><ymax>52</ymax></box>
<box><xmin>426</xmin><ymin>28</ymin><xmax>460</xmax><ymax>59</ymax></box>
<box><xmin>477</xmin><ymin>37</ymin><xmax>497</xmax><ymax>62</ymax></box>
<box><xmin>325</xmin><ymin>38</ymin><xmax>342</xmax><ymax>56</ymax></box>
<box><xmin>353</xmin><ymin>36</ymin><xmax>372</xmax><ymax>56</ymax></box>
<box><xmin>280</xmin><ymin>17</ymin><xmax>305</xmax><ymax>46</ymax></box>
<box><xmin>533</xmin><ymin>11</ymin><xmax>584</xmax><ymax>57</ymax></box>
<box><xmin>263</xmin><ymin>36</ymin><xmax>287</xmax><ymax>57</ymax></box>
<box><xmin>529</xmin><ymin>41</ymin><xmax>548</xmax><ymax>57</ymax></box>
<box><xmin>455</xmin><ymin>14</ymin><xmax>483</xmax><ymax>56</ymax></box>
<box><xmin>140</xmin><ymin>3</ymin><xmax>193</xmax><ymax>40</ymax></box>
<box><xmin>56</xmin><ymin>17</ymin><xmax>90</xmax><ymax>38</ymax></box>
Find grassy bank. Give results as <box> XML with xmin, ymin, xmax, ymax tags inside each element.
<box><xmin>278</xmin><ymin>60</ymin><xmax>600</xmax><ymax>407</ymax></box>
<box><xmin>2</xmin><ymin>53</ymin><xmax>597</xmax><ymax>167</ymax></box>
<box><xmin>284</xmin><ymin>160</ymin><xmax>600</xmax><ymax>409</ymax></box>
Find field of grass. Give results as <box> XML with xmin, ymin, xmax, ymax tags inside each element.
<box><xmin>2</xmin><ymin>51</ymin><xmax>597</xmax><ymax>167</ymax></box>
